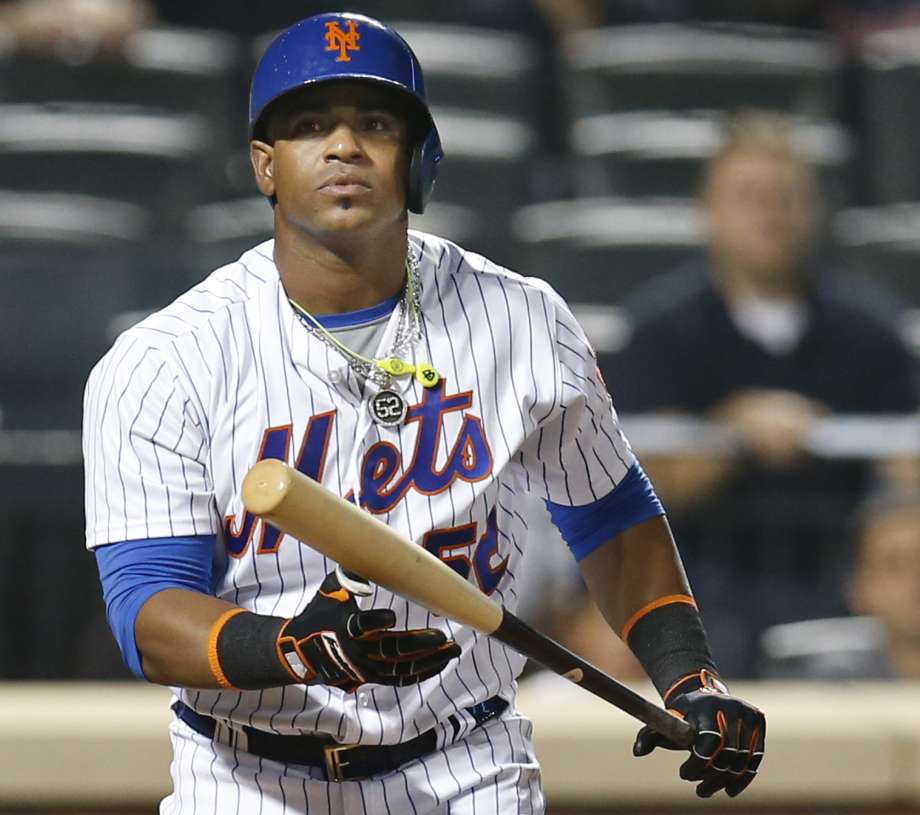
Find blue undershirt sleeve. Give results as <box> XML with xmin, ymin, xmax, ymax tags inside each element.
<box><xmin>545</xmin><ymin>461</ymin><xmax>665</xmax><ymax>562</ymax></box>
<box><xmin>94</xmin><ymin>535</ymin><xmax>216</xmax><ymax>679</ymax></box>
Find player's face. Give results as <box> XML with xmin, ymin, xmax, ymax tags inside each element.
<box><xmin>704</xmin><ymin>150</ymin><xmax>817</xmax><ymax>288</ymax></box>
<box><xmin>251</xmin><ymin>81</ymin><xmax>410</xmax><ymax>240</ymax></box>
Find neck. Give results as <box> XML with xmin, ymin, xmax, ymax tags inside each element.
<box><xmin>711</xmin><ymin>257</ymin><xmax>802</xmax><ymax>305</ymax></box>
<box><xmin>273</xmin><ymin>219</ymin><xmax>409</xmax><ymax>316</ymax></box>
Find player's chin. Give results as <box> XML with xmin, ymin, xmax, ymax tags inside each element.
<box><xmin>315</xmin><ymin>199</ymin><xmax>403</xmax><ymax>232</ymax></box>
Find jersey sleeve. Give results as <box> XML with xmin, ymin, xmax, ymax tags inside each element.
<box><xmin>518</xmin><ymin>286</ymin><xmax>636</xmax><ymax>505</ymax></box>
<box><xmin>95</xmin><ymin>534</ymin><xmax>215</xmax><ymax>678</ymax></box>
<box><xmin>83</xmin><ymin>336</ymin><xmax>218</xmax><ymax>549</ymax></box>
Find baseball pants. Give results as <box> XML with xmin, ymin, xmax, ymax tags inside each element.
<box><xmin>160</xmin><ymin>709</ymin><xmax>544</xmax><ymax>814</ymax></box>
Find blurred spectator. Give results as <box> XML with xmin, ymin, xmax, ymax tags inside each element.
<box><xmin>760</xmin><ymin>489</ymin><xmax>920</xmax><ymax>679</ymax></box>
<box><xmin>822</xmin><ymin>0</ymin><xmax>920</xmax><ymax>52</ymax></box>
<box><xmin>606</xmin><ymin>110</ymin><xmax>920</xmax><ymax>677</ymax></box>
<box><xmin>0</xmin><ymin>0</ymin><xmax>152</xmax><ymax>60</ymax></box>
<box><xmin>848</xmin><ymin>489</ymin><xmax>920</xmax><ymax>677</ymax></box>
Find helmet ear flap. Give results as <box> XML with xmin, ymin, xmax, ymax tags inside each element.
<box><xmin>407</xmin><ymin>128</ymin><xmax>442</xmax><ymax>215</ymax></box>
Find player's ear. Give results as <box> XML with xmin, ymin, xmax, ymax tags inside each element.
<box><xmin>250</xmin><ymin>140</ymin><xmax>275</xmax><ymax>197</ymax></box>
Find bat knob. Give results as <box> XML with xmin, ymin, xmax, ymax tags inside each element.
<box><xmin>242</xmin><ymin>459</ymin><xmax>293</xmax><ymax>515</ymax></box>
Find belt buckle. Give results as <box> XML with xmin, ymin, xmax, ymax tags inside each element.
<box><xmin>323</xmin><ymin>742</ymin><xmax>357</xmax><ymax>782</ymax></box>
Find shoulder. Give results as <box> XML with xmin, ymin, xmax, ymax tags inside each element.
<box><xmin>410</xmin><ymin>228</ymin><xmax>565</xmax><ymax>313</ymax></box>
<box><xmin>125</xmin><ymin>240</ymin><xmax>278</xmax><ymax>350</ymax></box>
<box><xmin>811</xmin><ymin>273</ymin><xmax>916</xmax><ymax>362</ymax></box>
<box><xmin>814</xmin><ymin>273</ymin><xmax>907</xmax><ymax>335</ymax></box>
<box><xmin>86</xmin><ymin>240</ymin><xmax>278</xmax><ymax>395</ymax></box>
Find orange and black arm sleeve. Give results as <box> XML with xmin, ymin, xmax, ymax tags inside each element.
<box><xmin>623</xmin><ymin>594</ymin><xmax>720</xmax><ymax>701</ymax></box>
<box><xmin>207</xmin><ymin>608</ymin><xmax>293</xmax><ymax>690</ymax></box>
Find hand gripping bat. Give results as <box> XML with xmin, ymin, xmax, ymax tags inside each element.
<box><xmin>242</xmin><ymin>459</ymin><xmax>695</xmax><ymax>748</ymax></box>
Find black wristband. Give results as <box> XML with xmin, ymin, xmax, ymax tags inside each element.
<box><xmin>625</xmin><ymin>600</ymin><xmax>719</xmax><ymax>700</ymax></box>
<box><xmin>211</xmin><ymin>610</ymin><xmax>292</xmax><ymax>690</ymax></box>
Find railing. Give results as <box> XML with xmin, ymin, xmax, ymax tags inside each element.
<box><xmin>619</xmin><ymin>413</ymin><xmax>920</xmax><ymax>458</ymax></box>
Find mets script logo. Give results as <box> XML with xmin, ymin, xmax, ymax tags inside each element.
<box><xmin>325</xmin><ymin>20</ymin><xmax>360</xmax><ymax>62</ymax></box>
<box><xmin>225</xmin><ymin>380</ymin><xmax>495</xmax><ymax>553</ymax></box>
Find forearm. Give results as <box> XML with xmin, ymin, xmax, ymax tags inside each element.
<box><xmin>135</xmin><ymin>588</ymin><xmax>240</xmax><ymax>687</ymax></box>
<box><xmin>577</xmin><ymin>515</ymin><xmax>718</xmax><ymax>697</ymax></box>
<box><xmin>134</xmin><ymin>572</ymin><xmax>459</xmax><ymax>693</ymax></box>
<box><xmin>578</xmin><ymin>514</ymin><xmax>691</xmax><ymax>633</ymax></box>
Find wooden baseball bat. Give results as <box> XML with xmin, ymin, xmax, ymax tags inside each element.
<box><xmin>242</xmin><ymin>459</ymin><xmax>695</xmax><ymax>748</ymax></box>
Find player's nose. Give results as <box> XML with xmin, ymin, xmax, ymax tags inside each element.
<box><xmin>324</xmin><ymin>122</ymin><xmax>364</xmax><ymax>163</ymax></box>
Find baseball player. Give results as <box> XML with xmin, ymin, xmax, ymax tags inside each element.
<box><xmin>83</xmin><ymin>12</ymin><xmax>765</xmax><ymax>813</ymax></box>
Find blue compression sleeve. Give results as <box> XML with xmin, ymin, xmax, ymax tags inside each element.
<box><xmin>545</xmin><ymin>461</ymin><xmax>665</xmax><ymax>561</ymax></box>
<box><xmin>94</xmin><ymin>535</ymin><xmax>215</xmax><ymax>679</ymax></box>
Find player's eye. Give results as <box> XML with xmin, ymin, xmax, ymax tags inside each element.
<box><xmin>291</xmin><ymin>115</ymin><xmax>324</xmax><ymax>135</ymax></box>
<box><xmin>362</xmin><ymin>114</ymin><xmax>395</xmax><ymax>132</ymax></box>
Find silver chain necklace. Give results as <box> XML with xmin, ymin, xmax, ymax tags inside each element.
<box><xmin>288</xmin><ymin>250</ymin><xmax>439</xmax><ymax>426</ymax></box>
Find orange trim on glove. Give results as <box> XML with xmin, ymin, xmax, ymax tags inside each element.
<box><xmin>207</xmin><ymin>608</ymin><xmax>246</xmax><ymax>689</ymax></box>
<box><xmin>620</xmin><ymin>594</ymin><xmax>697</xmax><ymax>641</ymax></box>
<box><xmin>663</xmin><ymin>668</ymin><xmax>729</xmax><ymax>705</ymax></box>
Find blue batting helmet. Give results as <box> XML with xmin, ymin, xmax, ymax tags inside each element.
<box><xmin>250</xmin><ymin>12</ymin><xmax>443</xmax><ymax>214</ymax></box>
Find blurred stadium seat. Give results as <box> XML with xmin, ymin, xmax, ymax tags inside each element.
<box><xmin>426</xmin><ymin>107</ymin><xmax>536</xmax><ymax>266</ymax></box>
<box><xmin>758</xmin><ymin>616</ymin><xmax>886</xmax><ymax>679</ymax></box>
<box><xmin>182</xmin><ymin>196</ymin><xmax>273</xmax><ymax>275</ymax></box>
<box><xmin>408</xmin><ymin>201</ymin><xmax>482</xmax><ymax>254</ymax></box>
<box><xmin>0</xmin><ymin>105</ymin><xmax>216</xmax><ymax>233</ymax></box>
<box><xmin>833</xmin><ymin>203</ymin><xmax>920</xmax><ymax>307</ymax></box>
<box><xmin>0</xmin><ymin>191</ymin><xmax>153</xmax><ymax>429</ymax></box>
<box><xmin>355</xmin><ymin>0</ymin><xmax>486</xmax><ymax>25</ymax></box>
<box><xmin>2</xmin><ymin>27</ymin><xmax>242</xmax><ymax>158</ymax></box>
<box><xmin>570</xmin><ymin>110</ymin><xmax>852</xmax><ymax>203</ymax></box>
<box><xmin>860</xmin><ymin>26</ymin><xmax>920</xmax><ymax>204</ymax></box>
<box><xmin>393</xmin><ymin>23</ymin><xmax>538</xmax><ymax>119</ymax></box>
<box><xmin>562</xmin><ymin>23</ymin><xmax>841</xmax><ymax>120</ymax></box>
<box><xmin>511</xmin><ymin>197</ymin><xmax>703</xmax><ymax>303</ymax></box>
<box><xmin>0</xmin><ymin>451</ymin><xmax>91</xmax><ymax>679</ymax></box>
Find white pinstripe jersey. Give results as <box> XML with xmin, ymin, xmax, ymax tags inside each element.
<box><xmin>83</xmin><ymin>230</ymin><xmax>636</xmax><ymax>745</ymax></box>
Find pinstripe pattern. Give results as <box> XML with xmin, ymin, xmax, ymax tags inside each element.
<box><xmin>161</xmin><ymin>710</ymin><xmax>542</xmax><ymax>815</ymax></box>
<box><xmin>84</xmin><ymin>232</ymin><xmax>633</xmax><ymax>810</ymax></box>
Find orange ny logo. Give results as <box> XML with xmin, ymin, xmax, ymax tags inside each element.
<box><xmin>324</xmin><ymin>20</ymin><xmax>360</xmax><ymax>62</ymax></box>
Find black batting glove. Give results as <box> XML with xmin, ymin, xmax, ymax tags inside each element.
<box><xmin>633</xmin><ymin>670</ymin><xmax>765</xmax><ymax>798</ymax></box>
<box><xmin>276</xmin><ymin>567</ymin><xmax>460</xmax><ymax>692</ymax></box>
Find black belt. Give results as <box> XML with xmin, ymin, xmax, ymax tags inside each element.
<box><xmin>173</xmin><ymin>696</ymin><xmax>508</xmax><ymax>782</ymax></box>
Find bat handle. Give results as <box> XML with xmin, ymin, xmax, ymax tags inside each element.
<box><xmin>635</xmin><ymin>700</ymin><xmax>697</xmax><ymax>749</ymax></box>
<box><xmin>494</xmin><ymin>611</ymin><xmax>696</xmax><ymax>749</ymax></box>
